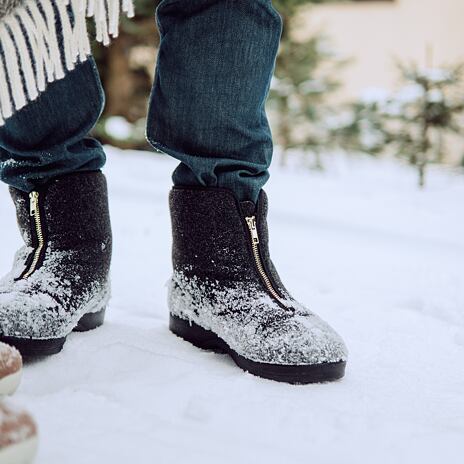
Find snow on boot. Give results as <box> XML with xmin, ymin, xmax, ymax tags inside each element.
<box><xmin>0</xmin><ymin>343</ymin><xmax>22</xmax><ymax>396</ymax></box>
<box><xmin>0</xmin><ymin>403</ymin><xmax>38</xmax><ymax>464</ymax></box>
<box><xmin>0</xmin><ymin>172</ymin><xmax>112</xmax><ymax>356</ymax></box>
<box><xmin>168</xmin><ymin>187</ymin><xmax>347</xmax><ymax>384</ymax></box>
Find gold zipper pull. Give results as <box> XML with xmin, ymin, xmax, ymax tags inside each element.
<box><xmin>246</xmin><ymin>216</ymin><xmax>260</xmax><ymax>244</ymax></box>
<box><xmin>29</xmin><ymin>191</ymin><xmax>39</xmax><ymax>217</ymax></box>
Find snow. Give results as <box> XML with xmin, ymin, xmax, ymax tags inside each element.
<box><xmin>105</xmin><ymin>117</ymin><xmax>133</xmax><ymax>141</ymax></box>
<box><xmin>360</xmin><ymin>86</ymin><xmax>391</xmax><ymax>105</ymax></box>
<box><xmin>394</xmin><ymin>83</ymin><xmax>425</xmax><ymax>103</ymax></box>
<box><xmin>418</xmin><ymin>67</ymin><xmax>453</xmax><ymax>84</ymax></box>
<box><xmin>1</xmin><ymin>147</ymin><xmax>463</xmax><ymax>463</ymax></box>
<box><xmin>169</xmin><ymin>270</ymin><xmax>347</xmax><ymax>365</ymax></box>
<box><xmin>0</xmin><ymin>247</ymin><xmax>110</xmax><ymax>339</ymax></box>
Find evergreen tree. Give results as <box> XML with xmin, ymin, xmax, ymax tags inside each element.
<box><xmin>333</xmin><ymin>62</ymin><xmax>464</xmax><ymax>187</ymax></box>
<box><xmin>332</xmin><ymin>99</ymin><xmax>392</xmax><ymax>156</ymax></box>
<box><xmin>389</xmin><ymin>63</ymin><xmax>464</xmax><ymax>186</ymax></box>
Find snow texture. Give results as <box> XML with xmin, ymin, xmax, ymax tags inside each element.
<box><xmin>0</xmin><ymin>248</ymin><xmax>109</xmax><ymax>339</ymax></box>
<box><xmin>1</xmin><ymin>147</ymin><xmax>463</xmax><ymax>463</ymax></box>
<box><xmin>169</xmin><ymin>270</ymin><xmax>347</xmax><ymax>365</ymax></box>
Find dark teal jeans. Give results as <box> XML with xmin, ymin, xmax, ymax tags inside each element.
<box><xmin>0</xmin><ymin>0</ymin><xmax>282</xmax><ymax>202</ymax></box>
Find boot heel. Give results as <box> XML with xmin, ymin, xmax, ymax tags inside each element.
<box><xmin>74</xmin><ymin>308</ymin><xmax>106</xmax><ymax>332</ymax></box>
<box><xmin>169</xmin><ymin>314</ymin><xmax>227</xmax><ymax>353</ymax></box>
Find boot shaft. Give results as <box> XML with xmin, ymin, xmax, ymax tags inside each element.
<box><xmin>9</xmin><ymin>171</ymin><xmax>112</xmax><ymax>251</ymax></box>
<box><xmin>169</xmin><ymin>187</ymin><xmax>287</xmax><ymax>296</ymax></box>
<box><xmin>9</xmin><ymin>171</ymin><xmax>112</xmax><ymax>282</ymax></box>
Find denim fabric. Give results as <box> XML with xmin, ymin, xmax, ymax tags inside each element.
<box><xmin>148</xmin><ymin>0</ymin><xmax>282</xmax><ymax>202</ymax></box>
<box><xmin>0</xmin><ymin>59</ymin><xmax>105</xmax><ymax>192</ymax></box>
<box><xmin>0</xmin><ymin>0</ymin><xmax>282</xmax><ymax>201</ymax></box>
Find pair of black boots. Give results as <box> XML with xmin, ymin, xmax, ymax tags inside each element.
<box><xmin>0</xmin><ymin>172</ymin><xmax>347</xmax><ymax>384</ymax></box>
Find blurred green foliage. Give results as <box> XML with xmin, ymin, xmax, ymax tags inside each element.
<box><xmin>334</xmin><ymin>62</ymin><xmax>464</xmax><ymax>186</ymax></box>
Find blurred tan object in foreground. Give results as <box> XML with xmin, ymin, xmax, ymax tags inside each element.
<box><xmin>0</xmin><ymin>342</ymin><xmax>22</xmax><ymax>396</ymax></box>
<box><xmin>0</xmin><ymin>403</ymin><xmax>38</xmax><ymax>464</ymax></box>
<box><xmin>0</xmin><ymin>343</ymin><xmax>37</xmax><ymax>464</ymax></box>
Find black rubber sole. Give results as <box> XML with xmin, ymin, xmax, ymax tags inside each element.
<box><xmin>0</xmin><ymin>308</ymin><xmax>106</xmax><ymax>357</ymax></box>
<box><xmin>169</xmin><ymin>314</ymin><xmax>346</xmax><ymax>384</ymax></box>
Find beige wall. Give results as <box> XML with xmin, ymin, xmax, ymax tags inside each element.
<box><xmin>299</xmin><ymin>0</ymin><xmax>464</xmax><ymax>100</ymax></box>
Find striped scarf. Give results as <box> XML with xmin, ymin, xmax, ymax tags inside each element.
<box><xmin>0</xmin><ymin>0</ymin><xmax>134</xmax><ymax>126</ymax></box>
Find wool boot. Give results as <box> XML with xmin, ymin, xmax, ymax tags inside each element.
<box><xmin>0</xmin><ymin>172</ymin><xmax>112</xmax><ymax>356</ymax></box>
<box><xmin>168</xmin><ymin>187</ymin><xmax>347</xmax><ymax>384</ymax></box>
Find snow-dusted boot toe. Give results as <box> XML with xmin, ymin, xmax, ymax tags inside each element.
<box><xmin>0</xmin><ymin>172</ymin><xmax>112</xmax><ymax>356</ymax></box>
<box><xmin>0</xmin><ymin>343</ymin><xmax>22</xmax><ymax>396</ymax></box>
<box><xmin>0</xmin><ymin>403</ymin><xmax>38</xmax><ymax>464</ymax></box>
<box><xmin>168</xmin><ymin>187</ymin><xmax>347</xmax><ymax>384</ymax></box>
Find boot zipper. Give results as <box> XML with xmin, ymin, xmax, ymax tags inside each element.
<box><xmin>245</xmin><ymin>216</ymin><xmax>286</xmax><ymax>304</ymax></box>
<box><xmin>21</xmin><ymin>191</ymin><xmax>45</xmax><ymax>279</ymax></box>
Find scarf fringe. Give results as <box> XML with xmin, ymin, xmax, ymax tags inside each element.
<box><xmin>0</xmin><ymin>0</ymin><xmax>134</xmax><ymax>126</ymax></box>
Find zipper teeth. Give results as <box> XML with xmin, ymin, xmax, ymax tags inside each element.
<box><xmin>250</xmin><ymin>241</ymin><xmax>283</xmax><ymax>301</ymax></box>
<box><xmin>22</xmin><ymin>192</ymin><xmax>44</xmax><ymax>279</ymax></box>
<box><xmin>245</xmin><ymin>216</ymin><xmax>284</xmax><ymax>303</ymax></box>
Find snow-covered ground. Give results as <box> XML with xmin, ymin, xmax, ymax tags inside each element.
<box><xmin>1</xmin><ymin>148</ymin><xmax>463</xmax><ymax>464</ymax></box>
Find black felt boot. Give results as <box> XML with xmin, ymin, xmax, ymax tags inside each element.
<box><xmin>0</xmin><ymin>172</ymin><xmax>112</xmax><ymax>356</ymax></box>
<box><xmin>168</xmin><ymin>187</ymin><xmax>347</xmax><ymax>384</ymax></box>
